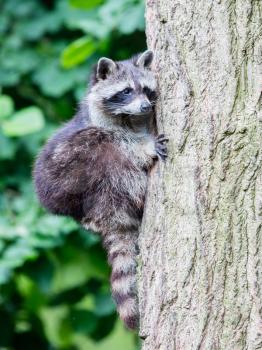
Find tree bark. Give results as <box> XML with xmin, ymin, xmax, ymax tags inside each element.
<box><xmin>138</xmin><ymin>1</ymin><xmax>262</xmax><ymax>349</ymax></box>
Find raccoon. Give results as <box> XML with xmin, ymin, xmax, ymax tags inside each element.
<box><xmin>33</xmin><ymin>50</ymin><xmax>168</xmax><ymax>330</ymax></box>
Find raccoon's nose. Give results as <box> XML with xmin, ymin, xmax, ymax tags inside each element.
<box><xmin>140</xmin><ymin>101</ymin><xmax>152</xmax><ymax>113</ymax></box>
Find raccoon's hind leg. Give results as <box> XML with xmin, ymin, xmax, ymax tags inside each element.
<box><xmin>102</xmin><ymin>230</ymin><xmax>139</xmax><ymax>330</ymax></box>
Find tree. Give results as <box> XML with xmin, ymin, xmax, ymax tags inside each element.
<box><xmin>138</xmin><ymin>1</ymin><xmax>262</xmax><ymax>349</ymax></box>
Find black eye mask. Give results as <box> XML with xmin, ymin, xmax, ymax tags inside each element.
<box><xmin>103</xmin><ymin>88</ymin><xmax>135</xmax><ymax>112</ymax></box>
<box><xmin>143</xmin><ymin>87</ymin><xmax>157</xmax><ymax>101</ymax></box>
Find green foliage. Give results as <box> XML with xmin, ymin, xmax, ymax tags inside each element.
<box><xmin>70</xmin><ymin>0</ymin><xmax>105</xmax><ymax>10</ymax></box>
<box><xmin>0</xmin><ymin>0</ymin><xmax>145</xmax><ymax>348</ymax></box>
<box><xmin>2</xmin><ymin>106</ymin><xmax>45</xmax><ymax>137</ymax></box>
<box><xmin>61</xmin><ymin>37</ymin><xmax>98</xmax><ymax>68</ymax></box>
<box><xmin>0</xmin><ymin>95</ymin><xmax>14</xmax><ymax>120</ymax></box>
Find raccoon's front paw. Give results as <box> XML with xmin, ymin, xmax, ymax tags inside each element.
<box><xmin>155</xmin><ymin>134</ymin><xmax>169</xmax><ymax>160</ymax></box>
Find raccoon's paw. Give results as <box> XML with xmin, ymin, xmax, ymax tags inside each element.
<box><xmin>155</xmin><ymin>134</ymin><xmax>169</xmax><ymax>160</ymax></box>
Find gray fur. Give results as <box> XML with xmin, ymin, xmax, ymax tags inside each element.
<box><xmin>33</xmin><ymin>51</ymin><xmax>168</xmax><ymax>330</ymax></box>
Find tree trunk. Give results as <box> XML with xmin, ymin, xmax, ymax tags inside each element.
<box><xmin>138</xmin><ymin>1</ymin><xmax>262</xmax><ymax>349</ymax></box>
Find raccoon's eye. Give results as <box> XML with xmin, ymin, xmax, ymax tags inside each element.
<box><xmin>122</xmin><ymin>88</ymin><xmax>133</xmax><ymax>95</ymax></box>
<box><xmin>143</xmin><ymin>87</ymin><xmax>156</xmax><ymax>100</ymax></box>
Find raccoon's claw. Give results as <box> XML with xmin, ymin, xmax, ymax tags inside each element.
<box><xmin>155</xmin><ymin>134</ymin><xmax>169</xmax><ymax>160</ymax></box>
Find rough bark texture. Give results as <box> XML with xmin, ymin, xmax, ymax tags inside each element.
<box><xmin>138</xmin><ymin>1</ymin><xmax>262</xmax><ymax>349</ymax></box>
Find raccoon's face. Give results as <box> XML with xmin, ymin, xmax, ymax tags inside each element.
<box><xmin>90</xmin><ymin>51</ymin><xmax>157</xmax><ymax>117</ymax></box>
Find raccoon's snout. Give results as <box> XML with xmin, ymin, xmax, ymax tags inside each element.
<box><xmin>140</xmin><ymin>101</ymin><xmax>152</xmax><ymax>113</ymax></box>
<box><xmin>119</xmin><ymin>97</ymin><xmax>152</xmax><ymax>116</ymax></box>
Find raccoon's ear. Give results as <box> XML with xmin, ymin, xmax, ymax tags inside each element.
<box><xmin>136</xmin><ymin>50</ymin><xmax>153</xmax><ymax>69</ymax></box>
<box><xmin>97</xmin><ymin>57</ymin><xmax>117</xmax><ymax>80</ymax></box>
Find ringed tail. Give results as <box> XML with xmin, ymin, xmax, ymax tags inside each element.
<box><xmin>102</xmin><ymin>230</ymin><xmax>139</xmax><ymax>330</ymax></box>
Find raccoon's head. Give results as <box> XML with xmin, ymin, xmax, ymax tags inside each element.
<box><xmin>88</xmin><ymin>51</ymin><xmax>157</xmax><ymax>119</ymax></box>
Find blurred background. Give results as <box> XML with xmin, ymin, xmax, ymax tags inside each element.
<box><xmin>0</xmin><ymin>0</ymin><xmax>146</xmax><ymax>348</ymax></box>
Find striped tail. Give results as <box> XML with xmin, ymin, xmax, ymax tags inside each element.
<box><xmin>102</xmin><ymin>230</ymin><xmax>139</xmax><ymax>330</ymax></box>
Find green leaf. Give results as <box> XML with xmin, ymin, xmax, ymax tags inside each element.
<box><xmin>73</xmin><ymin>320</ymin><xmax>136</xmax><ymax>350</ymax></box>
<box><xmin>0</xmin><ymin>95</ymin><xmax>14</xmax><ymax>119</ymax></box>
<box><xmin>24</xmin><ymin>257</ymin><xmax>55</xmax><ymax>294</ymax></box>
<box><xmin>39</xmin><ymin>306</ymin><xmax>72</xmax><ymax>348</ymax></box>
<box><xmin>18</xmin><ymin>13</ymin><xmax>62</xmax><ymax>40</ymax></box>
<box><xmin>70</xmin><ymin>309</ymin><xmax>98</xmax><ymax>334</ymax></box>
<box><xmin>3</xmin><ymin>240</ymin><xmax>37</xmax><ymax>268</ymax></box>
<box><xmin>78</xmin><ymin>229</ymin><xmax>100</xmax><ymax>247</ymax></box>
<box><xmin>4</xmin><ymin>0</ymin><xmax>37</xmax><ymax>18</ymax></box>
<box><xmin>0</xmin><ymin>132</ymin><xmax>16</xmax><ymax>159</ymax></box>
<box><xmin>67</xmin><ymin>17</ymin><xmax>110</xmax><ymax>39</ymax></box>
<box><xmin>0</xmin><ymin>49</ymin><xmax>40</xmax><ymax>74</ymax></box>
<box><xmin>35</xmin><ymin>215</ymin><xmax>76</xmax><ymax>236</ymax></box>
<box><xmin>33</xmin><ymin>61</ymin><xmax>76</xmax><ymax>97</ymax></box>
<box><xmin>70</xmin><ymin>0</ymin><xmax>104</xmax><ymax>9</ymax></box>
<box><xmin>0</xmin><ymin>264</ymin><xmax>11</xmax><ymax>285</ymax></box>
<box><xmin>61</xmin><ymin>37</ymin><xmax>97</xmax><ymax>68</ymax></box>
<box><xmin>0</xmin><ymin>69</ymin><xmax>20</xmax><ymax>87</ymax></box>
<box><xmin>0</xmin><ymin>14</ymin><xmax>9</xmax><ymax>34</ymax></box>
<box><xmin>1</xmin><ymin>106</ymin><xmax>45</xmax><ymax>137</ymax></box>
<box><xmin>119</xmin><ymin>3</ymin><xmax>145</xmax><ymax>34</ymax></box>
<box><xmin>94</xmin><ymin>293</ymin><xmax>115</xmax><ymax>316</ymax></box>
